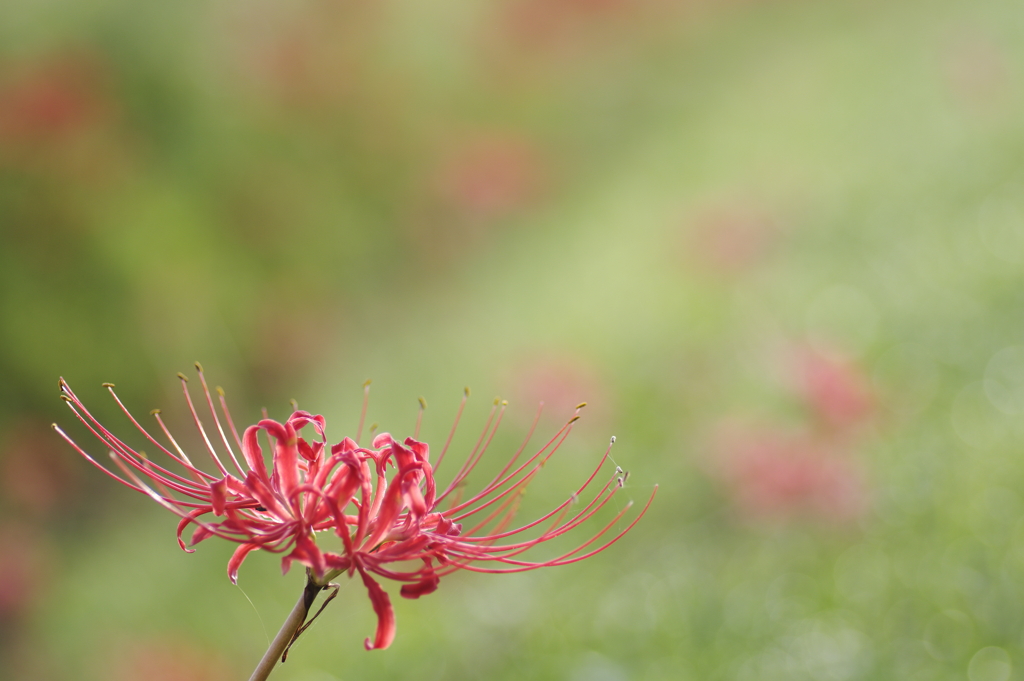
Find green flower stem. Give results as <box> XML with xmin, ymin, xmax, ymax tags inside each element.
<box><xmin>248</xmin><ymin>575</ymin><xmax>323</xmax><ymax>681</ymax></box>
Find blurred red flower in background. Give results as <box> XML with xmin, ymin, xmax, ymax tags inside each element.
<box><xmin>435</xmin><ymin>132</ymin><xmax>547</xmax><ymax>221</ymax></box>
<box><xmin>505</xmin><ymin>352</ymin><xmax>613</xmax><ymax>428</ymax></box>
<box><xmin>110</xmin><ymin>638</ymin><xmax>236</xmax><ymax>681</ymax></box>
<box><xmin>683</xmin><ymin>201</ymin><xmax>781</xmax><ymax>277</ymax></box>
<box><xmin>0</xmin><ymin>522</ymin><xmax>50</xmax><ymax>623</ymax></box>
<box><xmin>791</xmin><ymin>349</ymin><xmax>874</xmax><ymax>431</ymax></box>
<box><xmin>1</xmin><ymin>419</ymin><xmax>81</xmax><ymax>518</ymax></box>
<box><xmin>55</xmin><ymin>366</ymin><xmax>654</xmax><ymax>650</ymax></box>
<box><xmin>711</xmin><ymin>423</ymin><xmax>868</xmax><ymax>523</ymax></box>
<box><xmin>0</xmin><ymin>52</ymin><xmax>113</xmax><ymax>145</ymax></box>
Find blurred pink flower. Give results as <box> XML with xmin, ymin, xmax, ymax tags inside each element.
<box><xmin>683</xmin><ymin>202</ymin><xmax>780</xmax><ymax>276</ymax></box>
<box><xmin>711</xmin><ymin>424</ymin><xmax>868</xmax><ymax>523</ymax></box>
<box><xmin>0</xmin><ymin>522</ymin><xmax>49</xmax><ymax>621</ymax></box>
<box><xmin>1</xmin><ymin>418</ymin><xmax>81</xmax><ymax>517</ymax></box>
<box><xmin>435</xmin><ymin>132</ymin><xmax>546</xmax><ymax>220</ymax></box>
<box><xmin>792</xmin><ymin>349</ymin><xmax>874</xmax><ymax>431</ymax></box>
<box><xmin>110</xmin><ymin>638</ymin><xmax>235</xmax><ymax>681</ymax></box>
<box><xmin>500</xmin><ymin>0</ymin><xmax>638</xmax><ymax>48</ymax></box>
<box><xmin>0</xmin><ymin>53</ymin><xmax>111</xmax><ymax>144</ymax></box>
<box><xmin>505</xmin><ymin>353</ymin><xmax>612</xmax><ymax>427</ymax></box>
<box><xmin>55</xmin><ymin>367</ymin><xmax>653</xmax><ymax>650</ymax></box>
<box><xmin>943</xmin><ymin>32</ymin><xmax>1012</xmax><ymax>112</ymax></box>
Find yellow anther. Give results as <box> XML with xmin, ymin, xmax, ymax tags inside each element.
<box><xmin>177</xmin><ymin>372</ymin><xmax>188</xmax><ymax>382</ymax></box>
<box><xmin>150</xmin><ymin>408</ymin><xmax>161</xmax><ymax>415</ymax></box>
<box><xmin>194</xmin><ymin>361</ymin><xmax>204</xmax><ymax>373</ymax></box>
<box><xmin>363</xmin><ymin>379</ymin><xmax>372</xmax><ymax>388</ymax></box>
<box><xmin>464</xmin><ymin>386</ymin><xmax>471</xmax><ymax>397</ymax></box>
<box><xmin>216</xmin><ymin>386</ymin><xmax>225</xmax><ymax>397</ymax></box>
<box><xmin>575</xmin><ymin>402</ymin><xmax>587</xmax><ymax>410</ymax></box>
<box><xmin>501</xmin><ymin>400</ymin><xmax>508</xmax><ymax>406</ymax></box>
<box><xmin>102</xmin><ymin>382</ymin><xmax>115</xmax><ymax>388</ymax></box>
<box><xmin>418</xmin><ymin>397</ymin><xmax>427</xmax><ymax>410</ymax></box>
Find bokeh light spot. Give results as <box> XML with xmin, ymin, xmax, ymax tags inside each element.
<box><xmin>968</xmin><ymin>646</ymin><xmax>1011</xmax><ymax>681</ymax></box>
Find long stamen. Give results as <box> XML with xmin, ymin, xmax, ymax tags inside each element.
<box><xmin>60</xmin><ymin>392</ymin><xmax>210</xmax><ymax>498</ymax></box>
<box><xmin>445</xmin><ymin>409</ymin><xmax>580</xmax><ymax>515</ymax></box>
<box><xmin>108</xmin><ymin>450</ymin><xmax>242</xmax><ymax>540</ymax></box>
<box><xmin>216</xmin><ymin>386</ymin><xmax>245</xmax><ymax>453</ymax></box>
<box><xmin>437</xmin><ymin>397</ymin><xmax>501</xmax><ymax>501</ymax></box>
<box><xmin>178</xmin><ymin>372</ymin><xmax>232</xmax><ymax>478</ymax></box>
<box><xmin>195</xmin><ymin>363</ymin><xmax>246</xmax><ymax>477</ymax></box>
<box><xmin>471</xmin><ymin>402</ymin><xmax>542</xmax><ymax>500</ymax></box>
<box><xmin>433</xmin><ymin>387</ymin><xmax>468</xmax><ymax>474</ymax></box>
<box><xmin>98</xmin><ymin>383</ymin><xmax>206</xmax><ymax>482</ymax></box>
<box><xmin>356</xmin><ymin>380</ymin><xmax>371</xmax><ymax>444</ymax></box>
<box><xmin>53</xmin><ymin>423</ymin><xmax>152</xmax><ymax>496</ymax></box>
<box><xmin>439</xmin><ymin>486</ymin><xmax>656</xmax><ymax>575</ymax></box>
<box><xmin>414</xmin><ymin>397</ymin><xmax>426</xmax><ymax>440</ymax></box>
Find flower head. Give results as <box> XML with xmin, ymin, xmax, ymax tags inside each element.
<box><xmin>54</xmin><ymin>365</ymin><xmax>655</xmax><ymax>650</ymax></box>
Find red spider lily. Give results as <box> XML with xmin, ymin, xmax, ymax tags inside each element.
<box><xmin>53</xmin><ymin>365</ymin><xmax>655</xmax><ymax>651</ymax></box>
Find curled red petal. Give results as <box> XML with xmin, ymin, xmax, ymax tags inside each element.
<box><xmin>331</xmin><ymin>437</ymin><xmax>358</xmax><ymax>456</ymax></box>
<box><xmin>190</xmin><ymin>524</ymin><xmax>214</xmax><ymax>546</ymax></box>
<box><xmin>228</xmin><ymin>542</ymin><xmax>260</xmax><ymax>584</ymax></box>
<box><xmin>297</xmin><ymin>438</ymin><xmax>318</xmax><ymax>462</ymax></box>
<box><xmin>241</xmin><ymin>425</ymin><xmax>269</xmax><ymax>481</ymax></box>
<box><xmin>372</xmin><ymin>432</ymin><xmax>394</xmax><ymax>449</ymax></box>
<box><xmin>403</xmin><ymin>474</ymin><xmax>427</xmax><ymax>517</ymax></box>
<box><xmin>210</xmin><ymin>478</ymin><xmax>228</xmax><ymax>516</ymax></box>
<box><xmin>358</xmin><ymin>567</ymin><xmax>396</xmax><ymax>651</ymax></box>
<box><xmin>175</xmin><ymin>506</ymin><xmax>214</xmax><ymax>552</ymax></box>
<box><xmin>284</xmin><ymin>533</ymin><xmax>326</xmax><ymax>579</ymax></box>
<box><xmin>261</xmin><ymin>419</ymin><xmax>299</xmax><ymax>499</ymax></box>
<box><xmin>400</xmin><ymin>571</ymin><xmax>439</xmax><ymax>599</ymax></box>
<box><xmin>404</xmin><ymin>437</ymin><xmax>430</xmax><ymax>463</ymax></box>
<box><xmin>363</xmin><ymin>478</ymin><xmax>403</xmax><ymax>550</ymax></box>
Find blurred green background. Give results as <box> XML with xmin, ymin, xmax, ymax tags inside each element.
<box><xmin>3</xmin><ymin>0</ymin><xmax>1024</xmax><ymax>678</ymax></box>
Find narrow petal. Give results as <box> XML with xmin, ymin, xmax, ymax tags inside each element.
<box><xmin>228</xmin><ymin>543</ymin><xmax>260</xmax><ymax>584</ymax></box>
<box><xmin>358</xmin><ymin>567</ymin><xmax>396</xmax><ymax>651</ymax></box>
<box><xmin>284</xmin><ymin>533</ymin><xmax>326</xmax><ymax>579</ymax></box>
<box><xmin>261</xmin><ymin>419</ymin><xmax>300</xmax><ymax>499</ymax></box>
<box><xmin>371</xmin><ymin>432</ymin><xmax>394</xmax><ymax>449</ymax></box>
<box><xmin>210</xmin><ymin>478</ymin><xmax>228</xmax><ymax>516</ymax></box>
<box><xmin>399</xmin><ymin>560</ymin><xmax>440</xmax><ymax>600</ymax></box>
<box><xmin>404</xmin><ymin>437</ymin><xmax>427</xmax><ymax>456</ymax></box>
<box><xmin>402</xmin><ymin>472</ymin><xmax>427</xmax><ymax>517</ymax></box>
<box><xmin>242</xmin><ymin>425</ymin><xmax>269</xmax><ymax>480</ymax></box>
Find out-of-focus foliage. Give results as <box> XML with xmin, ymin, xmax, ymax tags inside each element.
<box><xmin>3</xmin><ymin>0</ymin><xmax>1024</xmax><ymax>679</ymax></box>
